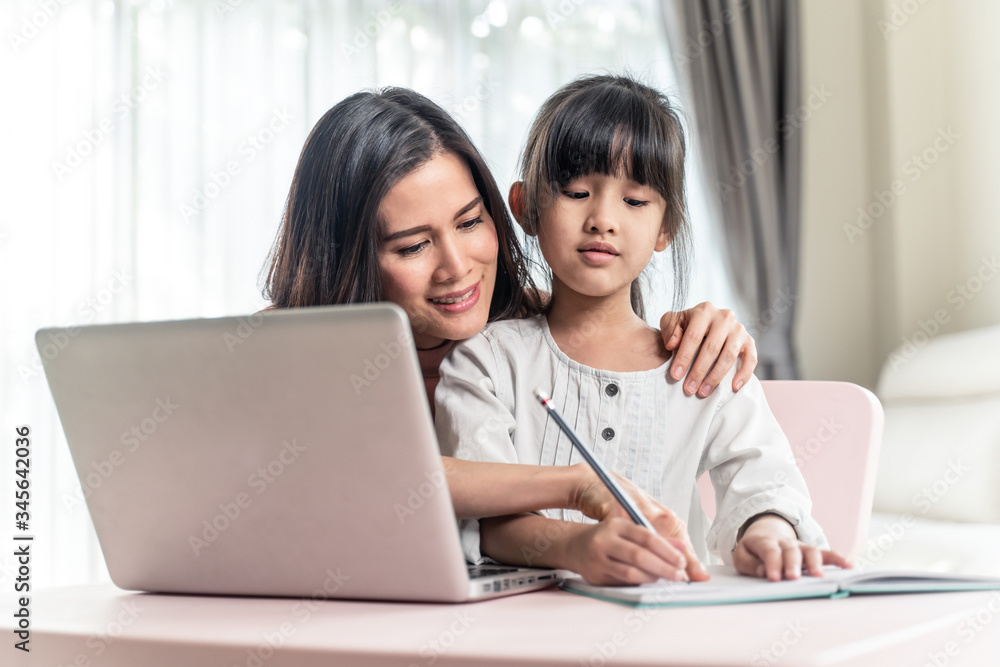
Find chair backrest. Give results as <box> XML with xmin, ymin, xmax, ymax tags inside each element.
<box><xmin>697</xmin><ymin>381</ymin><xmax>884</xmax><ymax>558</ymax></box>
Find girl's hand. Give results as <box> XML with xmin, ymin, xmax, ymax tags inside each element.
<box><xmin>660</xmin><ymin>302</ymin><xmax>757</xmax><ymax>397</ymax></box>
<box><xmin>733</xmin><ymin>514</ymin><xmax>852</xmax><ymax>581</ymax></box>
<box><xmin>562</xmin><ymin>517</ymin><xmax>692</xmax><ymax>586</ymax></box>
<box><xmin>570</xmin><ymin>464</ymin><xmax>710</xmax><ymax>582</ymax></box>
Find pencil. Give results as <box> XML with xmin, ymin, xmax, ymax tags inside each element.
<box><xmin>533</xmin><ymin>388</ymin><xmax>654</xmax><ymax>531</ymax></box>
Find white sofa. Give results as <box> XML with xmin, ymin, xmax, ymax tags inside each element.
<box><xmin>862</xmin><ymin>324</ymin><xmax>1000</xmax><ymax>575</ymax></box>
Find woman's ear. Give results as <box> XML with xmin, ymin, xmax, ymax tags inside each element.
<box><xmin>508</xmin><ymin>181</ymin><xmax>535</xmax><ymax>236</ymax></box>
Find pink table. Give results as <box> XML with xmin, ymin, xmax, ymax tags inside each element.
<box><xmin>5</xmin><ymin>584</ymin><xmax>1000</xmax><ymax>666</ymax></box>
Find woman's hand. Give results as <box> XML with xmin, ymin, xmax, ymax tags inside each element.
<box><xmin>733</xmin><ymin>514</ymin><xmax>852</xmax><ymax>581</ymax></box>
<box><xmin>659</xmin><ymin>302</ymin><xmax>757</xmax><ymax>397</ymax></box>
<box><xmin>570</xmin><ymin>463</ymin><xmax>710</xmax><ymax>582</ymax></box>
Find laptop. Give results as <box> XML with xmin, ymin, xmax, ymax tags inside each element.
<box><xmin>37</xmin><ymin>303</ymin><xmax>561</xmax><ymax>602</ymax></box>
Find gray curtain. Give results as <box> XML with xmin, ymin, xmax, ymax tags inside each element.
<box><xmin>662</xmin><ymin>0</ymin><xmax>802</xmax><ymax>379</ymax></box>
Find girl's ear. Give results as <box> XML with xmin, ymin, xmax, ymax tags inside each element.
<box><xmin>508</xmin><ymin>181</ymin><xmax>536</xmax><ymax>236</ymax></box>
<box><xmin>654</xmin><ymin>221</ymin><xmax>672</xmax><ymax>252</ymax></box>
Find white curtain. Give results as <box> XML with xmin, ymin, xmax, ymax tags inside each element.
<box><xmin>0</xmin><ymin>0</ymin><xmax>742</xmax><ymax>588</ymax></box>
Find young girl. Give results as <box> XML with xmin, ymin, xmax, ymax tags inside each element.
<box><xmin>435</xmin><ymin>74</ymin><xmax>849</xmax><ymax>586</ymax></box>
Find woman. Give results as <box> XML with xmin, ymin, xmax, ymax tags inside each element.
<box><xmin>263</xmin><ymin>87</ymin><xmax>758</xmax><ymax>576</ymax></box>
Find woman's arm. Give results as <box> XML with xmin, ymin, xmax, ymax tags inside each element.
<box><xmin>445</xmin><ymin>458</ymin><xmax>694</xmax><ymax>525</ymax></box>
<box><xmin>442</xmin><ymin>457</ymin><xmax>579</xmax><ymax>520</ymax></box>
<box><xmin>479</xmin><ymin>514</ymin><xmax>695</xmax><ymax>585</ymax></box>
<box><xmin>445</xmin><ymin>457</ymin><xmax>709</xmax><ymax>580</ymax></box>
<box><xmin>660</xmin><ymin>302</ymin><xmax>758</xmax><ymax>397</ymax></box>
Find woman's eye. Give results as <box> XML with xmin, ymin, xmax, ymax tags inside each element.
<box><xmin>398</xmin><ymin>241</ymin><xmax>428</xmax><ymax>256</ymax></box>
<box><xmin>624</xmin><ymin>198</ymin><xmax>648</xmax><ymax>207</ymax></box>
<box><xmin>459</xmin><ymin>216</ymin><xmax>484</xmax><ymax>230</ymax></box>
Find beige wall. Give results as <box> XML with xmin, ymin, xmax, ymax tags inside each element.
<box><xmin>797</xmin><ymin>0</ymin><xmax>1000</xmax><ymax>390</ymax></box>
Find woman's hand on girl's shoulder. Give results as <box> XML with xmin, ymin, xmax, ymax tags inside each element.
<box><xmin>659</xmin><ymin>302</ymin><xmax>758</xmax><ymax>397</ymax></box>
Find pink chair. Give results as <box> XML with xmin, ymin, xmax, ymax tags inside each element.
<box><xmin>697</xmin><ymin>381</ymin><xmax>884</xmax><ymax>558</ymax></box>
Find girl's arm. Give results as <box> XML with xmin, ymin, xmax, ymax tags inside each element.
<box><xmin>479</xmin><ymin>514</ymin><xmax>700</xmax><ymax>586</ymax></box>
<box><xmin>699</xmin><ymin>368</ymin><xmax>846</xmax><ymax>578</ymax></box>
<box><xmin>732</xmin><ymin>514</ymin><xmax>851</xmax><ymax>582</ymax></box>
<box><xmin>660</xmin><ymin>302</ymin><xmax>758</xmax><ymax>397</ymax></box>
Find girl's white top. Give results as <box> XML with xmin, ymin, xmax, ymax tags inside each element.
<box><xmin>434</xmin><ymin>314</ymin><xmax>828</xmax><ymax>565</ymax></box>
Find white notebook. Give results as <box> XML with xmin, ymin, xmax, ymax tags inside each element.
<box><xmin>560</xmin><ymin>565</ymin><xmax>1000</xmax><ymax>607</ymax></box>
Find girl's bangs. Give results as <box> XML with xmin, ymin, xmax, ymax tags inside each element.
<box><xmin>542</xmin><ymin>89</ymin><xmax>671</xmax><ymax>195</ymax></box>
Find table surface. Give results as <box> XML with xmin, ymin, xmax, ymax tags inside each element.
<box><xmin>5</xmin><ymin>583</ymin><xmax>1000</xmax><ymax>666</ymax></box>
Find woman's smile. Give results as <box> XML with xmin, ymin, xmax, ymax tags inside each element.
<box><xmin>429</xmin><ymin>281</ymin><xmax>481</xmax><ymax>312</ymax></box>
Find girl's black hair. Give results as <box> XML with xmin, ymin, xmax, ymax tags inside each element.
<box><xmin>519</xmin><ymin>74</ymin><xmax>691</xmax><ymax>320</ymax></box>
<box><xmin>263</xmin><ymin>87</ymin><xmax>541</xmax><ymax>324</ymax></box>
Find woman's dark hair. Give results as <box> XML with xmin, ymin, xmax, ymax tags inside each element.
<box><xmin>518</xmin><ymin>74</ymin><xmax>691</xmax><ymax>320</ymax></box>
<box><xmin>263</xmin><ymin>87</ymin><xmax>540</xmax><ymax>324</ymax></box>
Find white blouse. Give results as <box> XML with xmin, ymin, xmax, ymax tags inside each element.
<box><xmin>434</xmin><ymin>314</ymin><xmax>828</xmax><ymax>566</ymax></box>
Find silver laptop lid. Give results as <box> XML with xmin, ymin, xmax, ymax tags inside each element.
<box><xmin>38</xmin><ymin>303</ymin><xmax>474</xmax><ymax>601</ymax></box>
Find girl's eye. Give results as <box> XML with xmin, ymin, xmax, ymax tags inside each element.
<box><xmin>398</xmin><ymin>241</ymin><xmax>428</xmax><ymax>257</ymax></box>
<box><xmin>624</xmin><ymin>198</ymin><xmax>648</xmax><ymax>207</ymax></box>
<box><xmin>458</xmin><ymin>216</ymin><xmax>484</xmax><ymax>230</ymax></box>
<box><xmin>563</xmin><ymin>191</ymin><xmax>588</xmax><ymax>199</ymax></box>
